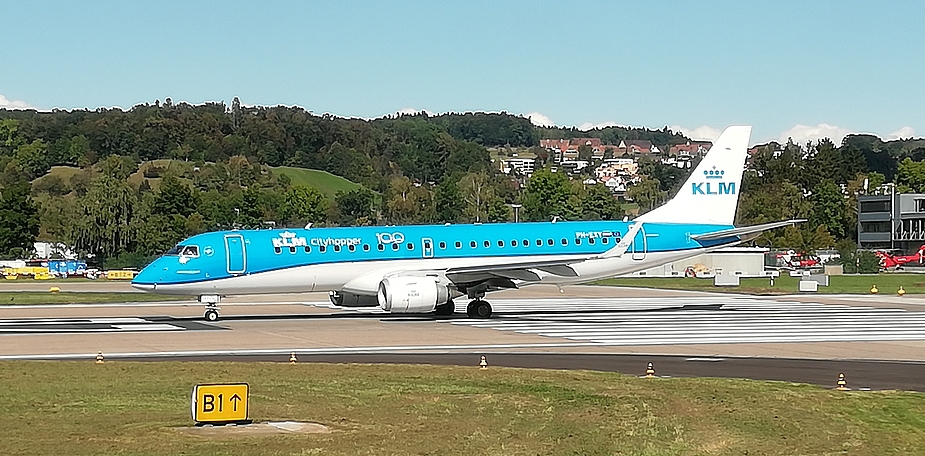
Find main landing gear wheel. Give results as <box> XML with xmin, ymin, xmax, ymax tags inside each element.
<box><xmin>435</xmin><ymin>300</ymin><xmax>455</xmax><ymax>316</ymax></box>
<box><xmin>466</xmin><ymin>300</ymin><xmax>492</xmax><ymax>319</ymax></box>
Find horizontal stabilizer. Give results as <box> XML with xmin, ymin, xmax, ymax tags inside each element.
<box><xmin>691</xmin><ymin>219</ymin><xmax>805</xmax><ymax>241</ymax></box>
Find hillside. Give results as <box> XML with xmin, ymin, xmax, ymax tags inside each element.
<box><xmin>272</xmin><ymin>166</ymin><xmax>366</xmax><ymax>199</ymax></box>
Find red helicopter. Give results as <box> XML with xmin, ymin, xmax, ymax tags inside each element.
<box><xmin>775</xmin><ymin>250</ymin><xmax>821</xmax><ymax>269</ymax></box>
<box><xmin>875</xmin><ymin>245</ymin><xmax>925</xmax><ymax>270</ymax></box>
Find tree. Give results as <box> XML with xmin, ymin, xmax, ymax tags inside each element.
<box><xmin>434</xmin><ymin>179</ymin><xmax>464</xmax><ymax>223</ymax></box>
<box><xmin>333</xmin><ymin>188</ymin><xmax>375</xmax><ymax>226</ymax></box>
<box><xmin>0</xmin><ymin>181</ymin><xmax>40</xmax><ymax>258</ymax></box>
<box><xmin>13</xmin><ymin>140</ymin><xmax>50</xmax><ymax>178</ymax></box>
<box><xmin>153</xmin><ymin>174</ymin><xmax>197</xmax><ymax>217</ymax></box>
<box><xmin>281</xmin><ymin>185</ymin><xmax>327</xmax><ymax>226</ymax></box>
<box><xmin>625</xmin><ymin>177</ymin><xmax>664</xmax><ymax>213</ymax></box>
<box><xmin>384</xmin><ymin>176</ymin><xmax>420</xmax><ymax>224</ymax></box>
<box><xmin>459</xmin><ymin>172</ymin><xmax>495</xmax><ymax>223</ymax></box>
<box><xmin>581</xmin><ymin>184</ymin><xmax>622</xmax><ymax>220</ymax></box>
<box><xmin>522</xmin><ymin>169</ymin><xmax>571</xmax><ymax>221</ymax></box>
<box><xmin>896</xmin><ymin>158</ymin><xmax>925</xmax><ymax>192</ymax></box>
<box><xmin>809</xmin><ymin>180</ymin><xmax>848</xmax><ymax>240</ymax></box>
<box><xmin>70</xmin><ymin>176</ymin><xmax>138</xmax><ymax>259</ymax></box>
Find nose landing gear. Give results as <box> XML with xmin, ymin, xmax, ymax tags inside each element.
<box><xmin>199</xmin><ymin>295</ymin><xmax>222</xmax><ymax>321</ymax></box>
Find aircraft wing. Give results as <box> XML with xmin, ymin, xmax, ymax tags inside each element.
<box><xmin>690</xmin><ymin>219</ymin><xmax>805</xmax><ymax>241</ymax></box>
<box><xmin>443</xmin><ymin>257</ymin><xmax>587</xmax><ymax>293</ymax></box>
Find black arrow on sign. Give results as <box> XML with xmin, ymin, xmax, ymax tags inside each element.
<box><xmin>230</xmin><ymin>393</ymin><xmax>241</xmax><ymax>411</ymax></box>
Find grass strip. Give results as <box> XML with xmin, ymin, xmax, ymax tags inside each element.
<box><xmin>596</xmin><ymin>273</ymin><xmax>925</xmax><ymax>295</ymax></box>
<box><xmin>1</xmin><ymin>361</ymin><xmax>924</xmax><ymax>455</ymax></box>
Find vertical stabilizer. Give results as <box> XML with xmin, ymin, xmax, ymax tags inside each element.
<box><xmin>636</xmin><ymin>125</ymin><xmax>751</xmax><ymax>225</ymax></box>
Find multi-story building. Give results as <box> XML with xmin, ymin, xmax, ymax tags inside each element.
<box><xmin>857</xmin><ymin>192</ymin><xmax>925</xmax><ymax>252</ymax></box>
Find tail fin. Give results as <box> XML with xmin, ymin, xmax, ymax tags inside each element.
<box><xmin>636</xmin><ymin>125</ymin><xmax>751</xmax><ymax>225</ymax></box>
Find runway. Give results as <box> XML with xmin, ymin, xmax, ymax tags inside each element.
<box><xmin>3</xmin><ymin>286</ymin><xmax>925</xmax><ymax>389</ymax></box>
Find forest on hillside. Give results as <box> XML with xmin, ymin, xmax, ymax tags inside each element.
<box><xmin>2</xmin><ymin>99</ymin><xmax>925</xmax><ymax>266</ymax></box>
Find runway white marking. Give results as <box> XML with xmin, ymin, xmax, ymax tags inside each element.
<box><xmin>436</xmin><ymin>297</ymin><xmax>925</xmax><ymax>346</ymax></box>
<box><xmin>0</xmin><ymin>317</ymin><xmax>187</xmax><ymax>333</ymax></box>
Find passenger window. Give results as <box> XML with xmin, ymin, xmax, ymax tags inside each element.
<box><xmin>364</xmin><ymin>244</ymin><xmax>370</xmax><ymax>251</ymax></box>
<box><xmin>511</xmin><ymin>240</ymin><xmax>518</xmax><ymax>247</ymax></box>
<box><xmin>589</xmin><ymin>238</ymin><xmax>595</xmax><ymax>245</ymax></box>
<box><xmin>334</xmin><ymin>245</ymin><xmax>341</xmax><ymax>252</ymax></box>
<box><xmin>575</xmin><ymin>239</ymin><xmax>581</xmax><ymax>245</ymax></box>
<box><xmin>439</xmin><ymin>241</ymin><xmax>446</xmax><ymax>249</ymax></box>
<box><xmin>378</xmin><ymin>244</ymin><xmax>385</xmax><ymax>251</ymax></box>
<box><xmin>455</xmin><ymin>241</ymin><xmax>462</xmax><ymax>249</ymax></box>
<box><xmin>561</xmin><ymin>238</ymin><xmax>568</xmax><ymax>245</ymax></box>
<box><xmin>304</xmin><ymin>246</ymin><xmax>311</xmax><ymax>253</ymax></box>
<box><xmin>602</xmin><ymin>238</ymin><xmax>609</xmax><ymax>245</ymax></box>
<box><xmin>348</xmin><ymin>245</ymin><xmax>355</xmax><ymax>252</ymax></box>
<box><xmin>320</xmin><ymin>246</ymin><xmax>326</xmax><ymax>253</ymax></box>
<box><xmin>274</xmin><ymin>247</ymin><xmax>282</xmax><ymax>254</ymax></box>
<box><xmin>536</xmin><ymin>239</ymin><xmax>542</xmax><ymax>246</ymax></box>
<box><xmin>547</xmin><ymin>239</ymin><xmax>554</xmax><ymax>246</ymax></box>
<box><xmin>483</xmin><ymin>240</ymin><xmax>490</xmax><ymax>248</ymax></box>
<box><xmin>523</xmin><ymin>239</ymin><xmax>529</xmax><ymax>247</ymax></box>
<box><xmin>289</xmin><ymin>246</ymin><xmax>296</xmax><ymax>253</ymax></box>
<box><xmin>406</xmin><ymin>242</ymin><xmax>414</xmax><ymax>250</ymax></box>
<box><xmin>392</xmin><ymin>243</ymin><xmax>399</xmax><ymax>251</ymax></box>
<box><xmin>497</xmin><ymin>240</ymin><xmax>504</xmax><ymax>247</ymax></box>
<box><xmin>470</xmin><ymin>241</ymin><xmax>477</xmax><ymax>248</ymax></box>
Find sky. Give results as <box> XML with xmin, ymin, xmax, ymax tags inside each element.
<box><xmin>1</xmin><ymin>1</ymin><xmax>923</xmax><ymax>145</ymax></box>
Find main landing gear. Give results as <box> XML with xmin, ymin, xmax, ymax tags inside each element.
<box><xmin>199</xmin><ymin>295</ymin><xmax>221</xmax><ymax>322</ymax></box>
<box><xmin>466</xmin><ymin>299</ymin><xmax>492</xmax><ymax>319</ymax></box>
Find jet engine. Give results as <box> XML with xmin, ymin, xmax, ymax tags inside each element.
<box><xmin>378</xmin><ymin>276</ymin><xmax>449</xmax><ymax>313</ymax></box>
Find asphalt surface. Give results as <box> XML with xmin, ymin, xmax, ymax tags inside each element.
<box><xmin>5</xmin><ymin>285</ymin><xmax>925</xmax><ymax>391</ymax></box>
<box><xmin>120</xmin><ymin>352</ymin><xmax>925</xmax><ymax>391</ymax></box>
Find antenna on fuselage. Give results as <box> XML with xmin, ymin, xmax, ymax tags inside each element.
<box><xmin>305</xmin><ymin>223</ymin><xmax>313</xmax><ymax>229</ymax></box>
<box><xmin>551</xmin><ymin>216</ymin><xmax>560</xmax><ymax>223</ymax></box>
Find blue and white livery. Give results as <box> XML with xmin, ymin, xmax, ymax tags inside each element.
<box><xmin>133</xmin><ymin>126</ymin><xmax>800</xmax><ymax>321</ymax></box>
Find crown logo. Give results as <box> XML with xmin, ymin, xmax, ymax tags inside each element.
<box><xmin>704</xmin><ymin>166</ymin><xmax>725</xmax><ymax>179</ymax></box>
<box><xmin>280</xmin><ymin>231</ymin><xmax>297</xmax><ymax>238</ymax></box>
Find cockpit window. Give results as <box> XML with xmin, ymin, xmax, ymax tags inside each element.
<box><xmin>180</xmin><ymin>245</ymin><xmax>200</xmax><ymax>257</ymax></box>
<box><xmin>165</xmin><ymin>245</ymin><xmax>182</xmax><ymax>256</ymax></box>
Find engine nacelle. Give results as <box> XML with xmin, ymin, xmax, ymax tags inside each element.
<box><xmin>378</xmin><ymin>276</ymin><xmax>449</xmax><ymax>313</ymax></box>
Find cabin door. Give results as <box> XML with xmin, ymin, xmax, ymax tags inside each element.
<box><xmin>225</xmin><ymin>234</ymin><xmax>246</xmax><ymax>274</ymax></box>
<box><xmin>422</xmin><ymin>238</ymin><xmax>435</xmax><ymax>258</ymax></box>
<box><xmin>631</xmin><ymin>226</ymin><xmax>647</xmax><ymax>261</ymax></box>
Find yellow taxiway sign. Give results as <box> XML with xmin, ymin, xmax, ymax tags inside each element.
<box><xmin>191</xmin><ymin>383</ymin><xmax>249</xmax><ymax>423</ymax></box>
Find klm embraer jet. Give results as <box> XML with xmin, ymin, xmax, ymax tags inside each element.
<box><xmin>133</xmin><ymin>126</ymin><xmax>799</xmax><ymax>321</ymax></box>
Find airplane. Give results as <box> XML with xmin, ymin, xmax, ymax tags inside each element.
<box><xmin>132</xmin><ymin>125</ymin><xmax>801</xmax><ymax>321</ymax></box>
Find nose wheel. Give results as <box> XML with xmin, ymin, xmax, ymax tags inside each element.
<box><xmin>466</xmin><ymin>300</ymin><xmax>492</xmax><ymax>319</ymax></box>
<box><xmin>204</xmin><ymin>306</ymin><xmax>220</xmax><ymax>322</ymax></box>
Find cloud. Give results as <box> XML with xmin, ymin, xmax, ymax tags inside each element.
<box><xmin>0</xmin><ymin>94</ymin><xmax>34</xmax><ymax>109</ymax></box>
<box><xmin>778</xmin><ymin>123</ymin><xmax>854</xmax><ymax>145</ymax></box>
<box><xmin>525</xmin><ymin>112</ymin><xmax>555</xmax><ymax>128</ymax></box>
<box><xmin>577</xmin><ymin>121</ymin><xmax>623</xmax><ymax>131</ymax></box>
<box><xmin>670</xmin><ymin>125</ymin><xmax>723</xmax><ymax>142</ymax></box>
<box><xmin>887</xmin><ymin>126</ymin><xmax>916</xmax><ymax>140</ymax></box>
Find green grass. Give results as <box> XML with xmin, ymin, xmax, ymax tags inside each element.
<box><xmin>2</xmin><ymin>361</ymin><xmax>925</xmax><ymax>455</ymax></box>
<box><xmin>596</xmin><ymin>273</ymin><xmax>925</xmax><ymax>294</ymax></box>
<box><xmin>272</xmin><ymin>166</ymin><xmax>365</xmax><ymax>200</ymax></box>
<box><xmin>0</xmin><ymin>292</ymin><xmax>191</xmax><ymax>305</ymax></box>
